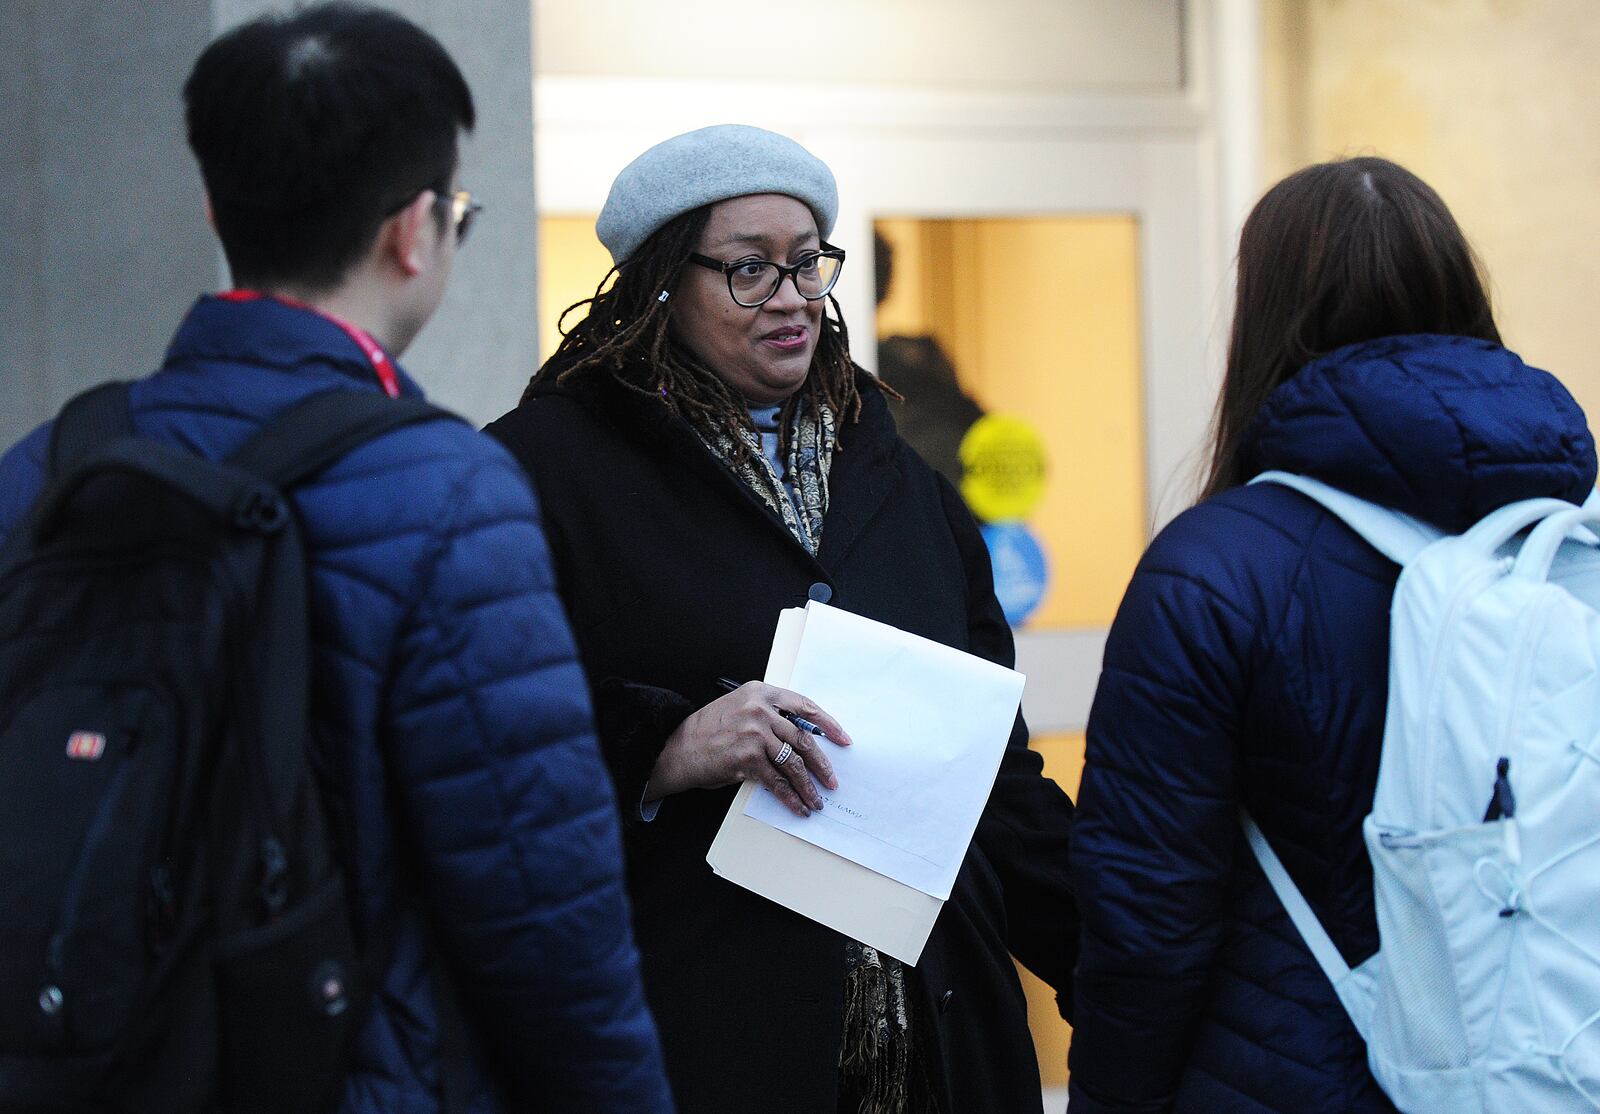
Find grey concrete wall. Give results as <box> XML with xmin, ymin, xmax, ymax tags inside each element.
<box><xmin>2</xmin><ymin>0</ymin><xmax>538</xmax><ymax>454</ymax></box>
<box><xmin>1</xmin><ymin>0</ymin><xmax>215</xmax><ymax>454</ymax></box>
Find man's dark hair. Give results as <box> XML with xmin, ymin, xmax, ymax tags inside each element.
<box><xmin>873</xmin><ymin>229</ymin><xmax>894</xmax><ymax>307</ymax></box>
<box><xmin>184</xmin><ymin>3</ymin><xmax>475</xmax><ymax>291</ymax></box>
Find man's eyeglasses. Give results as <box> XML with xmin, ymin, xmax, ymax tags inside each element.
<box><xmin>687</xmin><ymin>244</ymin><xmax>846</xmax><ymax>308</ymax></box>
<box><xmin>435</xmin><ymin>188</ymin><xmax>483</xmax><ymax>246</ymax></box>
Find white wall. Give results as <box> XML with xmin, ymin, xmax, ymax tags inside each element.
<box><xmin>533</xmin><ymin>0</ymin><xmax>1259</xmax><ymax>519</ymax></box>
<box><xmin>536</xmin><ymin>0</ymin><xmax>1184</xmax><ymax>92</ymax></box>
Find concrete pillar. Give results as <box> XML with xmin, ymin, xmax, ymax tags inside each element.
<box><xmin>1</xmin><ymin>0</ymin><xmax>538</xmax><ymax>454</ymax></box>
<box><xmin>1</xmin><ymin>0</ymin><xmax>215</xmax><ymax>454</ymax></box>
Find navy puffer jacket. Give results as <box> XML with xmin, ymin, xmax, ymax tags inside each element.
<box><xmin>1068</xmin><ymin>334</ymin><xmax>1595</xmax><ymax>1113</ymax></box>
<box><xmin>0</xmin><ymin>296</ymin><xmax>672</xmax><ymax>1113</ymax></box>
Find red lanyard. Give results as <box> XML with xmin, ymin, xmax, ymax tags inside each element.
<box><xmin>216</xmin><ymin>290</ymin><xmax>402</xmax><ymax>398</ymax></box>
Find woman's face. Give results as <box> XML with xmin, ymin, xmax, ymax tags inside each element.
<box><xmin>673</xmin><ymin>193</ymin><xmax>825</xmax><ymax>405</ymax></box>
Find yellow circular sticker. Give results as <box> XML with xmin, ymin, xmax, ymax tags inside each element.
<box><xmin>959</xmin><ymin>415</ymin><xmax>1048</xmax><ymax>523</ymax></box>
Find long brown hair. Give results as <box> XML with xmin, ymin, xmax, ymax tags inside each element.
<box><xmin>1201</xmin><ymin>157</ymin><xmax>1502</xmax><ymax>499</ymax></box>
<box><xmin>523</xmin><ymin>204</ymin><xmax>884</xmax><ymax>467</ymax></box>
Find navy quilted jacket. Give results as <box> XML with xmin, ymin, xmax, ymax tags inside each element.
<box><xmin>0</xmin><ymin>297</ymin><xmax>673</xmax><ymax>1114</ymax></box>
<box><xmin>1068</xmin><ymin>335</ymin><xmax>1595</xmax><ymax>1113</ymax></box>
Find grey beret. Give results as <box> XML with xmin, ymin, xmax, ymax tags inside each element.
<box><xmin>596</xmin><ymin>124</ymin><xmax>838</xmax><ymax>266</ymax></box>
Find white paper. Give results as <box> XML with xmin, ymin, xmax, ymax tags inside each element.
<box><xmin>706</xmin><ymin>606</ymin><xmax>947</xmax><ymax>965</ymax></box>
<box><xmin>742</xmin><ymin>602</ymin><xmax>1024</xmax><ymax>900</ymax></box>
<box><xmin>707</xmin><ymin>781</ymin><xmax>944</xmax><ymax>965</ymax></box>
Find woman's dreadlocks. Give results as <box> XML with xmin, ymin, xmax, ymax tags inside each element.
<box><xmin>522</xmin><ymin>204</ymin><xmax>894</xmax><ymax>469</ymax></box>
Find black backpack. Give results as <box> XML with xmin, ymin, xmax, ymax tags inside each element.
<box><xmin>0</xmin><ymin>382</ymin><xmax>456</xmax><ymax>1113</ymax></box>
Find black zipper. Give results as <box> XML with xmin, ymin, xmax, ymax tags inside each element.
<box><xmin>46</xmin><ymin>757</ymin><xmax>137</xmax><ymax>989</ymax></box>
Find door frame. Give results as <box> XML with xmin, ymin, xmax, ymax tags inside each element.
<box><xmin>531</xmin><ymin>0</ymin><xmax>1258</xmax><ymax>735</ymax></box>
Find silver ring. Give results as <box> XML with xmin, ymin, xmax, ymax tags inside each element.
<box><xmin>772</xmin><ymin>741</ymin><xmax>795</xmax><ymax>766</ymax></box>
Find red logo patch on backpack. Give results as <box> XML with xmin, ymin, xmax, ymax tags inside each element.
<box><xmin>65</xmin><ymin>731</ymin><xmax>106</xmax><ymax>761</ymax></box>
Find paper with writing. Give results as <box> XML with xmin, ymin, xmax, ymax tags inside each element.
<box><xmin>740</xmin><ymin>602</ymin><xmax>1023</xmax><ymax>899</ymax></box>
<box><xmin>707</xmin><ymin>779</ymin><xmax>944</xmax><ymax>964</ymax></box>
<box><xmin>708</xmin><ymin>603</ymin><xmax>972</xmax><ymax>964</ymax></box>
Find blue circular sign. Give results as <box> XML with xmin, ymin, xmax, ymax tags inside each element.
<box><xmin>980</xmin><ymin>522</ymin><xmax>1049</xmax><ymax>627</ymax></box>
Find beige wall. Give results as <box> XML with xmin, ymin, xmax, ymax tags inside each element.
<box><xmin>1261</xmin><ymin>0</ymin><xmax>1600</xmax><ymax>427</ymax></box>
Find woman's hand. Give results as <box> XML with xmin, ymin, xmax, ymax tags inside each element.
<box><xmin>645</xmin><ymin>682</ymin><xmax>852</xmax><ymax>817</ymax></box>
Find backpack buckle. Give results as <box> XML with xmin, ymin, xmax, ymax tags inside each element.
<box><xmin>234</xmin><ymin>486</ymin><xmax>289</xmax><ymax>534</ymax></box>
<box><xmin>311</xmin><ymin>960</ymin><xmax>351</xmax><ymax>1017</ymax></box>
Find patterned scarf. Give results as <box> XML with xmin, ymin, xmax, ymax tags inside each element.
<box><xmin>838</xmin><ymin>943</ymin><xmax>927</xmax><ymax>1114</ymax></box>
<box><xmin>699</xmin><ymin>399</ymin><xmax>835</xmax><ymax>554</ymax></box>
<box><xmin>695</xmin><ymin>398</ymin><xmax>932</xmax><ymax>1114</ymax></box>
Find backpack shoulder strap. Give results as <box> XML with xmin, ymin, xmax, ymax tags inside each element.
<box><xmin>1250</xmin><ymin>471</ymin><xmax>1442</xmax><ymax>567</ymax></box>
<box><xmin>226</xmin><ymin>390</ymin><xmax>462</xmax><ymax>489</ymax></box>
<box><xmin>1239</xmin><ymin>810</ymin><xmax>1352</xmax><ymax>984</ymax></box>
<box><xmin>1240</xmin><ymin>809</ymin><xmax>1378</xmax><ymax>1036</ymax></box>
<box><xmin>48</xmin><ymin>381</ymin><xmax>135</xmax><ymax>477</ymax></box>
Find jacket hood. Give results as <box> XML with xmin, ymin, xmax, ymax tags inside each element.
<box><xmin>1243</xmin><ymin>334</ymin><xmax>1595</xmax><ymax>532</ymax></box>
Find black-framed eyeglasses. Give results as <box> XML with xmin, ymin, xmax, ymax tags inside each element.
<box><xmin>435</xmin><ymin>188</ymin><xmax>483</xmax><ymax>246</ymax></box>
<box><xmin>687</xmin><ymin>243</ymin><xmax>846</xmax><ymax>308</ymax></box>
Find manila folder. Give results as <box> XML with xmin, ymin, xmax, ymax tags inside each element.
<box><xmin>705</xmin><ymin>607</ymin><xmax>943</xmax><ymax>965</ymax></box>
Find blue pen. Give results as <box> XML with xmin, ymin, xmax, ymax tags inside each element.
<box><xmin>716</xmin><ymin>677</ymin><xmax>828</xmax><ymax>737</ymax></box>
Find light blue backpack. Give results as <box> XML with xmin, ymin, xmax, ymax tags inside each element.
<box><xmin>1243</xmin><ymin>471</ymin><xmax>1600</xmax><ymax>1113</ymax></box>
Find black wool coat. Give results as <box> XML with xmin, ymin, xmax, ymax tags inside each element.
<box><xmin>487</xmin><ymin>371</ymin><xmax>1077</xmax><ymax>1114</ymax></box>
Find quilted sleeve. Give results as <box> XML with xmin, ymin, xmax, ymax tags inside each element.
<box><xmin>384</xmin><ymin>444</ymin><xmax>674</xmax><ymax>1113</ymax></box>
<box><xmin>938</xmin><ymin>476</ymin><xmax>1080</xmax><ymax>1010</ymax></box>
<box><xmin>1066</xmin><ymin>513</ymin><xmax>1256</xmax><ymax>1113</ymax></box>
<box><xmin>483</xmin><ymin>405</ymin><xmax>695</xmax><ymax>831</ymax></box>
<box><xmin>0</xmin><ymin>424</ymin><xmax>51</xmax><ymax>544</ymax></box>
